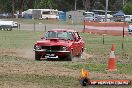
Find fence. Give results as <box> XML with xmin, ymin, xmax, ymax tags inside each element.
<box><xmin>84</xmin><ymin>21</ymin><xmax>129</xmax><ymax>36</ymax></box>
<box><xmin>15</xmin><ymin>22</ymin><xmax>83</xmax><ymax>32</ymax></box>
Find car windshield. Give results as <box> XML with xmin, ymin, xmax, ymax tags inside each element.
<box><xmin>45</xmin><ymin>31</ymin><xmax>74</xmax><ymax>40</ymax></box>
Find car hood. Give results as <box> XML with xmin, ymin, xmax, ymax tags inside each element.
<box><xmin>36</xmin><ymin>38</ymin><xmax>72</xmax><ymax>46</ymax></box>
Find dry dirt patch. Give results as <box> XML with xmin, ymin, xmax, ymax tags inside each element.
<box><xmin>0</xmin><ymin>62</ymin><xmax>131</xmax><ymax>80</ymax></box>
<box><xmin>0</xmin><ymin>61</ymin><xmax>80</xmax><ymax>78</ymax></box>
<box><xmin>0</xmin><ymin>48</ymin><xmax>34</xmax><ymax>59</ymax></box>
<box><xmin>0</xmin><ymin>48</ymin><xmax>94</xmax><ymax>62</ymax></box>
<box><xmin>0</xmin><ymin>49</ymin><xmax>131</xmax><ymax>80</ymax></box>
<box><xmin>0</xmin><ymin>48</ymin><xmax>80</xmax><ymax>78</ymax></box>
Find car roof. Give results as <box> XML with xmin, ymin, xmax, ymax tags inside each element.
<box><xmin>48</xmin><ymin>29</ymin><xmax>77</xmax><ymax>32</ymax></box>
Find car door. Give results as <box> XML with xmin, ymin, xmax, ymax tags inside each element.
<box><xmin>74</xmin><ymin>32</ymin><xmax>81</xmax><ymax>55</ymax></box>
<box><xmin>77</xmin><ymin>32</ymin><xmax>83</xmax><ymax>53</ymax></box>
<box><xmin>71</xmin><ymin>32</ymin><xmax>77</xmax><ymax>56</ymax></box>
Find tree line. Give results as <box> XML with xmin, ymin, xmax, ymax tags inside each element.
<box><xmin>0</xmin><ymin>0</ymin><xmax>132</xmax><ymax>15</ymax></box>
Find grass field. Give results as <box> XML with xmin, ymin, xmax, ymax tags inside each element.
<box><xmin>6</xmin><ymin>18</ymin><xmax>82</xmax><ymax>25</ymax></box>
<box><xmin>0</xmin><ymin>30</ymin><xmax>132</xmax><ymax>88</ymax></box>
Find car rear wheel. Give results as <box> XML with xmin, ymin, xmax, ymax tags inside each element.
<box><xmin>8</xmin><ymin>28</ymin><xmax>12</xmax><ymax>31</ymax></box>
<box><xmin>35</xmin><ymin>52</ymin><xmax>41</xmax><ymax>61</ymax></box>
<box><xmin>77</xmin><ymin>48</ymin><xmax>83</xmax><ymax>58</ymax></box>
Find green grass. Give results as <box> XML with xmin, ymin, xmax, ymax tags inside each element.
<box><xmin>7</xmin><ymin>18</ymin><xmax>82</xmax><ymax>25</ymax></box>
<box><xmin>0</xmin><ymin>30</ymin><xmax>131</xmax><ymax>63</ymax></box>
<box><xmin>81</xmin><ymin>33</ymin><xmax>132</xmax><ymax>63</ymax></box>
<box><xmin>63</xmin><ymin>63</ymin><xmax>132</xmax><ymax>75</ymax></box>
<box><xmin>0</xmin><ymin>30</ymin><xmax>132</xmax><ymax>55</ymax></box>
<box><xmin>0</xmin><ymin>30</ymin><xmax>132</xmax><ymax>88</ymax></box>
<box><xmin>0</xmin><ymin>30</ymin><xmax>132</xmax><ymax>63</ymax></box>
<box><xmin>1</xmin><ymin>74</ymin><xmax>130</xmax><ymax>88</ymax></box>
<box><xmin>0</xmin><ymin>55</ymin><xmax>131</xmax><ymax>88</ymax></box>
<box><xmin>0</xmin><ymin>30</ymin><xmax>42</xmax><ymax>49</ymax></box>
<box><xmin>0</xmin><ymin>55</ymin><xmax>80</xmax><ymax>88</ymax></box>
<box><xmin>0</xmin><ymin>74</ymin><xmax>79</xmax><ymax>87</ymax></box>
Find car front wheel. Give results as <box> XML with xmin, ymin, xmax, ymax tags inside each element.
<box><xmin>77</xmin><ymin>49</ymin><xmax>83</xmax><ymax>58</ymax></box>
<box><xmin>35</xmin><ymin>52</ymin><xmax>41</xmax><ymax>61</ymax></box>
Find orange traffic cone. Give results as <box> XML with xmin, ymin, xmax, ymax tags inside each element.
<box><xmin>80</xmin><ymin>68</ymin><xmax>91</xmax><ymax>86</ymax></box>
<box><xmin>107</xmin><ymin>44</ymin><xmax>117</xmax><ymax>71</ymax></box>
<box><xmin>81</xmin><ymin>68</ymin><xmax>89</xmax><ymax>78</ymax></box>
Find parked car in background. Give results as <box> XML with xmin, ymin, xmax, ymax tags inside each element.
<box><xmin>128</xmin><ymin>24</ymin><xmax>132</xmax><ymax>34</ymax></box>
<box><xmin>0</xmin><ymin>13</ymin><xmax>13</xmax><ymax>18</ymax></box>
<box><xmin>33</xmin><ymin>29</ymin><xmax>85</xmax><ymax>61</ymax></box>
<box><xmin>0</xmin><ymin>20</ymin><xmax>18</xmax><ymax>31</ymax></box>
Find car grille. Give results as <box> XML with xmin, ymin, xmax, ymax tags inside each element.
<box><xmin>41</xmin><ymin>46</ymin><xmax>62</xmax><ymax>51</ymax></box>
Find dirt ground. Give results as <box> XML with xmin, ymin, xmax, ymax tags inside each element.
<box><xmin>0</xmin><ymin>48</ymin><xmax>131</xmax><ymax>80</ymax></box>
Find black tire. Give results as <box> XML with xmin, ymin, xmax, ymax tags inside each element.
<box><xmin>3</xmin><ymin>28</ymin><xmax>6</xmax><ymax>31</ymax></box>
<box><xmin>8</xmin><ymin>28</ymin><xmax>12</xmax><ymax>31</ymax></box>
<box><xmin>77</xmin><ymin>52</ymin><xmax>82</xmax><ymax>58</ymax></box>
<box><xmin>80</xmin><ymin>78</ymin><xmax>91</xmax><ymax>86</ymax></box>
<box><xmin>67</xmin><ymin>52</ymin><xmax>73</xmax><ymax>61</ymax></box>
<box><xmin>46</xmin><ymin>17</ymin><xmax>48</xmax><ymax>20</ymax></box>
<box><xmin>77</xmin><ymin>49</ymin><xmax>83</xmax><ymax>58</ymax></box>
<box><xmin>35</xmin><ymin>52</ymin><xmax>41</xmax><ymax>61</ymax></box>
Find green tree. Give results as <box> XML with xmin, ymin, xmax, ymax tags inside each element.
<box><xmin>52</xmin><ymin>0</ymin><xmax>73</xmax><ymax>11</ymax></box>
<box><xmin>123</xmin><ymin>2</ymin><xmax>132</xmax><ymax>15</ymax></box>
<box><xmin>93</xmin><ymin>1</ymin><xmax>105</xmax><ymax>10</ymax></box>
<box><xmin>82</xmin><ymin>0</ymin><xmax>97</xmax><ymax>11</ymax></box>
<box><xmin>0</xmin><ymin>0</ymin><xmax>12</xmax><ymax>13</ymax></box>
<box><xmin>34</xmin><ymin>0</ymin><xmax>53</xmax><ymax>9</ymax></box>
<box><xmin>1</xmin><ymin>0</ymin><xmax>132</xmax><ymax>14</ymax></box>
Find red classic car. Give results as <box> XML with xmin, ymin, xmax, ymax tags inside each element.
<box><xmin>33</xmin><ymin>29</ymin><xmax>85</xmax><ymax>61</ymax></box>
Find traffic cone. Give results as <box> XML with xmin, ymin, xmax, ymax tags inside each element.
<box><xmin>81</xmin><ymin>68</ymin><xmax>89</xmax><ymax>78</ymax></box>
<box><xmin>107</xmin><ymin>44</ymin><xmax>117</xmax><ymax>71</ymax></box>
<box><xmin>80</xmin><ymin>68</ymin><xmax>91</xmax><ymax>86</ymax></box>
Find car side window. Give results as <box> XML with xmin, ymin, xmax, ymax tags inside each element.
<box><xmin>58</xmin><ymin>32</ymin><xmax>67</xmax><ymax>39</ymax></box>
<box><xmin>68</xmin><ymin>32</ymin><xmax>74</xmax><ymax>40</ymax></box>
<box><xmin>45</xmin><ymin>31</ymin><xmax>57</xmax><ymax>39</ymax></box>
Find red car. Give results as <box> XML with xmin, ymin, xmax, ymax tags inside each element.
<box><xmin>33</xmin><ymin>29</ymin><xmax>85</xmax><ymax>61</ymax></box>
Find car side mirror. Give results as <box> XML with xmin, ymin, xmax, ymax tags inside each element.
<box><xmin>79</xmin><ymin>37</ymin><xmax>81</xmax><ymax>40</ymax></box>
<box><xmin>74</xmin><ymin>38</ymin><xmax>79</xmax><ymax>42</ymax></box>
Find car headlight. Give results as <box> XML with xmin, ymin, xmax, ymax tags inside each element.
<box><xmin>62</xmin><ymin>46</ymin><xmax>67</xmax><ymax>51</ymax></box>
<box><xmin>34</xmin><ymin>45</ymin><xmax>41</xmax><ymax>50</ymax></box>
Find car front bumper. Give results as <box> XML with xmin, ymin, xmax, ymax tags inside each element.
<box><xmin>33</xmin><ymin>49</ymin><xmax>70</xmax><ymax>59</ymax></box>
<box><xmin>33</xmin><ymin>49</ymin><xmax>70</xmax><ymax>53</ymax></box>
